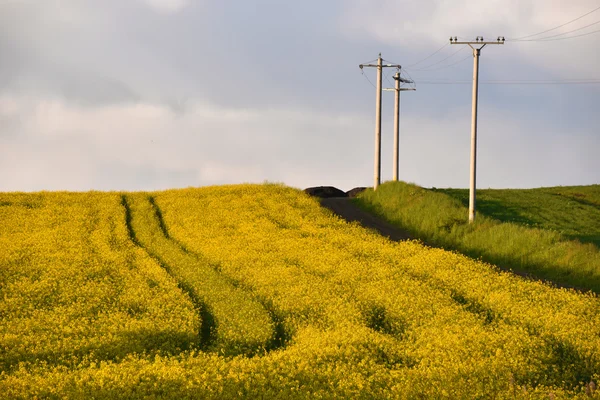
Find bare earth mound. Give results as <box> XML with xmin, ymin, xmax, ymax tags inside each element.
<box><xmin>303</xmin><ymin>186</ymin><xmax>347</xmax><ymax>198</ymax></box>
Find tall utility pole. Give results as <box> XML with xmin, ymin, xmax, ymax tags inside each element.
<box><xmin>384</xmin><ymin>71</ymin><xmax>415</xmax><ymax>181</ymax></box>
<box><xmin>450</xmin><ymin>36</ymin><xmax>504</xmax><ymax>223</ymax></box>
<box><xmin>360</xmin><ymin>54</ymin><xmax>401</xmax><ymax>190</ymax></box>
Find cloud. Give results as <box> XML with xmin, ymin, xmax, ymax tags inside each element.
<box><xmin>0</xmin><ymin>94</ymin><xmax>374</xmax><ymax>191</ymax></box>
<box><xmin>339</xmin><ymin>0</ymin><xmax>600</xmax><ymax>76</ymax></box>
<box><xmin>1</xmin><ymin>92</ymin><xmax>597</xmax><ymax>193</ymax></box>
<box><xmin>0</xmin><ymin>1</ymin><xmax>597</xmax><ymax>193</ymax></box>
<box><xmin>137</xmin><ymin>0</ymin><xmax>189</xmax><ymax>14</ymax></box>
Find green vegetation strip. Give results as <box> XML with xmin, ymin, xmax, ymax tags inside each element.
<box><xmin>355</xmin><ymin>182</ymin><xmax>600</xmax><ymax>292</ymax></box>
<box><xmin>439</xmin><ymin>185</ymin><xmax>600</xmax><ymax>246</ymax></box>
<box><xmin>124</xmin><ymin>194</ymin><xmax>275</xmax><ymax>356</ymax></box>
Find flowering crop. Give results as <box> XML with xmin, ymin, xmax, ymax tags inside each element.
<box><xmin>124</xmin><ymin>193</ymin><xmax>274</xmax><ymax>356</ymax></box>
<box><xmin>1</xmin><ymin>185</ymin><xmax>599</xmax><ymax>398</ymax></box>
<box><xmin>0</xmin><ymin>192</ymin><xmax>199</xmax><ymax>372</ymax></box>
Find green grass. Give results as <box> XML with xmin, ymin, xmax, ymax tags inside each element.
<box><xmin>355</xmin><ymin>181</ymin><xmax>600</xmax><ymax>293</ymax></box>
<box><xmin>438</xmin><ymin>186</ymin><xmax>600</xmax><ymax>247</ymax></box>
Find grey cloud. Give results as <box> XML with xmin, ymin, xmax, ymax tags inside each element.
<box><xmin>56</xmin><ymin>74</ymin><xmax>140</xmax><ymax>107</ymax></box>
<box><xmin>0</xmin><ymin>0</ymin><xmax>598</xmax><ymax>192</ymax></box>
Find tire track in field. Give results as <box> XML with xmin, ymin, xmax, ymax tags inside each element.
<box><xmin>122</xmin><ymin>194</ymin><xmax>288</xmax><ymax>355</ymax></box>
<box><xmin>152</xmin><ymin>194</ymin><xmax>416</xmax><ymax>368</ymax></box>
<box><xmin>121</xmin><ymin>195</ymin><xmax>212</xmax><ymax>350</ymax></box>
<box><xmin>146</xmin><ymin>196</ymin><xmax>290</xmax><ymax>352</ymax></box>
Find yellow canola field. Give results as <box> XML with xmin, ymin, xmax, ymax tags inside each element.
<box><xmin>1</xmin><ymin>185</ymin><xmax>599</xmax><ymax>399</ymax></box>
<box><xmin>0</xmin><ymin>193</ymin><xmax>199</xmax><ymax>370</ymax></box>
<box><xmin>124</xmin><ymin>194</ymin><xmax>275</xmax><ymax>356</ymax></box>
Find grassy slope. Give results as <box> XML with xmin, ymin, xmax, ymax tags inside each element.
<box><xmin>355</xmin><ymin>182</ymin><xmax>600</xmax><ymax>293</ymax></box>
<box><xmin>438</xmin><ymin>186</ymin><xmax>600</xmax><ymax>247</ymax></box>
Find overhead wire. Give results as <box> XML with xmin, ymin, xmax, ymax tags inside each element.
<box><xmin>359</xmin><ymin>7</ymin><xmax>600</xmax><ymax>88</ymax></box>
<box><xmin>509</xmin><ymin>4</ymin><xmax>600</xmax><ymax>40</ymax></box>
<box><xmin>409</xmin><ymin>53</ymin><xmax>473</xmax><ymax>73</ymax></box>
<box><xmin>382</xmin><ymin>57</ymin><xmax>402</xmax><ymax>66</ymax></box>
<box><xmin>360</xmin><ymin>57</ymin><xmax>379</xmax><ymax>65</ymax></box>
<box><xmin>360</xmin><ymin>69</ymin><xmax>376</xmax><ymax>88</ymax></box>
<box><xmin>405</xmin><ymin>46</ymin><xmax>469</xmax><ymax>71</ymax></box>
<box><xmin>516</xmin><ymin>19</ymin><xmax>600</xmax><ymax>41</ymax></box>
<box><xmin>405</xmin><ymin>42</ymin><xmax>449</xmax><ymax>67</ymax></box>
<box><xmin>521</xmin><ymin>28</ymin><xmax>600</xmax><ymax>41</ymax></box>
<box><xmin>359</xmin><ymin>55</ymin><xmax>380</xmax><ymax>89</ymax></box>
<box><xmin>416</xmin><ymin>79</ymin><xmax>600</xmax><ymax>85</ymax></box>
<box><xmin>400</xmin><ymin>69</ymin><xmax>416</xmax><ymax>89</ymax></box>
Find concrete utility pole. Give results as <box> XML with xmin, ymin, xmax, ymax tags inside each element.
<box><xmin>384</xmin><ymin>71</ymin><xmax>415</xmax><ymax>181</ymax></box>
<box><xmin>360</xmin><ymin>54</ymin><xmax>401</xmax><ymax>190</ymax></box>
<box><xmin>450</xmin><ymin>36</ymin><xmax>504</xmax><ymax>223</ymax></box>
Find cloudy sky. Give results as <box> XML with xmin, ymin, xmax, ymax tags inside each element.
<box><xmin>1</xmin><ymin>0</ymin><xmax>598</xmax><ymax>192</ymax></box>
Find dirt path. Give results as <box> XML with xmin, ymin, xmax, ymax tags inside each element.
<box><xmin>320</xmin><ymin>198</ymin><xmax>415</xmax><ymax>242</ymax></box>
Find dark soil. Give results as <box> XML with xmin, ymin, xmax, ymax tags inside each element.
<box><xmin>304</xmin><ymin>186</ymin><xmax>414</xmax><ymax>242</ymax></box>
<box><xmin>304</xmin><ymin>186</ymin><xmax>348</xmax><ymax>198</ymax></box>
<box><xmin>320</xmin><ymin>198</ymin><xmax>414</xmax><ymax>242</ymax></box>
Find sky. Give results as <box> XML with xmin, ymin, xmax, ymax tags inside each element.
<box><xmin>0</xmin><ymin>0</ymin><xmax>599</xmax><ymax>192</ymax></box>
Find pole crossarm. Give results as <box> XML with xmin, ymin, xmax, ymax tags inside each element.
<box><xmin>360</xmin><ymin>63</ymin><xmax>402</xmax><ymax>68</ymax></box>
<box><xmin>451</xmin><ymin>42</ymin><xmax>505</xmax><ymax>45</ymax></box>
<box><xmin>450</xmin><ymin>36</ymin><xmax>505</xmax><ymax>47</ymax></box>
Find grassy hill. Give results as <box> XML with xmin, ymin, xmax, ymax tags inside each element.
<box><xmin>438</xmin><ymin>186</ymin><xmax>600</xmax><ymax>247</ymax></box>
<box><xmin>2</xmin><ymin>184</ymin><xmax>600</xmax><ymax>398</ymax></box>
<box><xmin>355</xmin><ymin>182</ymin><xmax>600</xmax><ymax>293</ymax></box>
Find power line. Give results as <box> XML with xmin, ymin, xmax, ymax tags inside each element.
<box><xmin>408</xmin><ymin>53</ymin><xmax>473</xmax><ymax>73</ymax></box>
<box><xmin>360</xmin><ymin>57</ymin><xmax>379</xmax><ymax>65</ymax></box>
<box><xmin>360</xmin><ymin>70</ymin><xmax>376</xmax><ymax>88</ymax></box>
<box><xmin>416</xmin><ymin>79</ymin><xmax>600</xmax><ymax>85</ymax></box>
<box><xmin>381</xmin><ymin>57</ymin><xmax>402</xmax><ymax>65</ymax></box>
<box><xmin>524</xmin><ymin>28</ymin><xmax>600</xmax><ymax>41</ymax></box>
<box><xmin>516</xmin><ymin>19</ymin><xmax>600</xmax><ymax>41</ymax></box>
<box><xmin>406</xmin><ymin>46</ymin><xmax>468</xmax><ymax>71</ymax></box>
<box><xmin>540</xmin><ymin>19</ymin><xmax>600</xmax><ymax>39</ymax></box>
<box><xmin>509</xmin><ymin>4</ymin><xmax>600</xmax><ymax>40</ymax></box>
<box><xmin>400</xmin><ymin>68</ymin><xmax>414</xmax><ymax>82</ymax></box>
<box><xmin>406</xmin><ymin>42</ymin><xmax>449</xmax><ymax>67</ymax></box>
<box><xmin>400</xmin><ymin>69</ymin><xmax>416</xmax><ymax>89</ymax></box>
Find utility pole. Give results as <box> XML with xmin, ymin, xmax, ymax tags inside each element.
<box><xmin>450</xmin><ymin>36</ymin><xmax>504</xmax><ymax>223</ymax></box>
<box><xmin>384</xmin><ymin>71</ymin><xmax>415</xmax><ymax>181</ymax></box>
<box><xmin>360</xmin><ymin>54</ymin><xmax>401</xmax><ymax>190</ymax></box>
